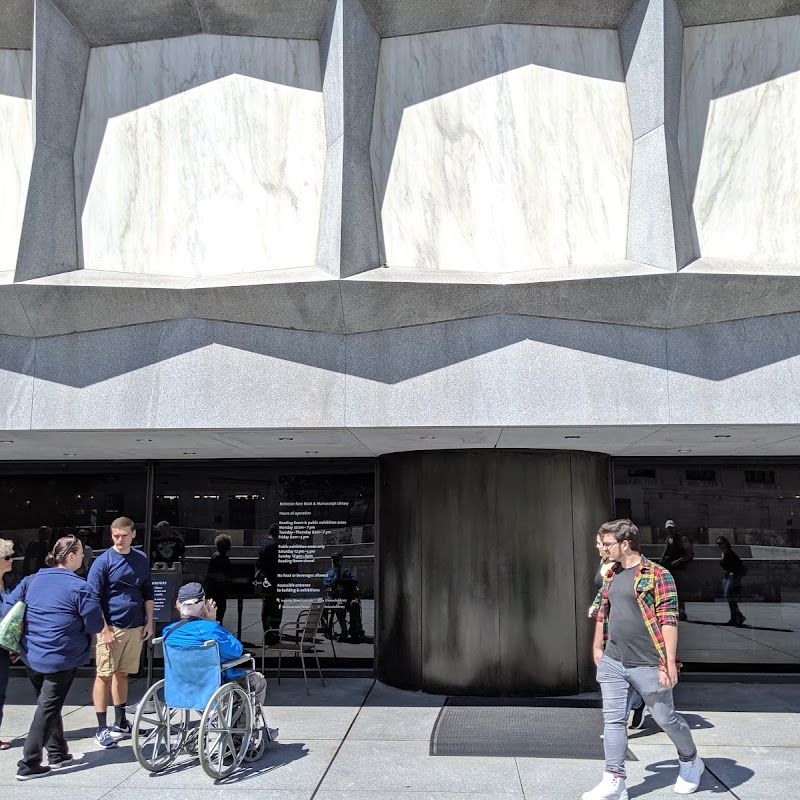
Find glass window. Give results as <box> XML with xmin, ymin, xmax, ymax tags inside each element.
<box><xmin>151</xmin><ymin>460</ymin><xmax>375</xmax><ymax>667</ymax></box>
<box><xmin>0</xmin><ymin>462</ymin><xmax>148</xmax><ymax>588</ymax></box>
<box><xmin>614</xmin><ymin>459</ymin><xmax>800</xmax><ymax>669</ymax></box>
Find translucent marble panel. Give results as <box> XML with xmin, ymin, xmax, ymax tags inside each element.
<box><xmin>681</xmin><ymin>18</ymin><xmax>800</xmax><ymax>265</ymax></box>
<box><xmin>371</xmin><ymin>25</ymin><xmax>631</xmax><ymax>273</ymax></box>
<box><xmin>0</xmin><ymin>50</ymin><xmax>32</xmax><ymax>271</ymax></box>
<box><xmin>75</xmin><ymin>35</ymin><xmax>325</xmax><ymax>277</ymax></box>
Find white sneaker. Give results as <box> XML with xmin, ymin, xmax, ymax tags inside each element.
<box><xmin>674</xmin><ymin>756</ymin><xmax>704</xmax><ymax>794</ymax></box>
<box><xmin>582</xmin><ymin>772</ymin><xmax>629</xmax><ymax>800</ymax></box>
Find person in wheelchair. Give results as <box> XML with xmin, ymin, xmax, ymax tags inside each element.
<box><xmin>322</xmin><ymin>554</ymin><xmax>365</xmax><ymax>643</ymax></box>
<box><xmin>164</xmin><ymin>583</ymin><xmax>267</xmax><ymax>712</ymax></box>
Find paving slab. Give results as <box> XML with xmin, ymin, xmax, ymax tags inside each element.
<box><xmin>347</xmin><ymin>681</ymin><xmax>444</xmax><ymax>741</ymax></box>
<box><xmin>318</xmin><ymin>739</ymin><xmax>523</xmax><ymax>794</ymax></box>
<box><xmin>113</xmin><ymin>739</ymin><xmax>337</xmax><ymax>791</ymax></box>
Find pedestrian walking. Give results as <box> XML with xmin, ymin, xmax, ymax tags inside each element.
<box><xmin>87</xmin><ymin>517</ymin><xmax>153</xmax><ymax>749</ymax></box>
<box><xmin>3</xmin><ymin>535</ymin><xmax>104</xmax><ymax>781</ymax></box>
<box><xmin>583</xmin><ymin>519</ymin><xmax>704</xmax><ymax>799</ymax></box>
<box><xmin>716</xmin><ymin>536</ymin><xmax>746</xmax><ymax>626</ymax></box>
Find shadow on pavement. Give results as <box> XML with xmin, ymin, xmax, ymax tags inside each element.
<box><xmin>628</xmin><ymin>757</ymin><xmax>755</xmax><ymax>797</ymax></box>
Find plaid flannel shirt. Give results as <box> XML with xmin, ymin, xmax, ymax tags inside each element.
<box><xmin>593</xmin><ymin>554</ymin><xmax>679</xmax><ymax>671</ymax></box>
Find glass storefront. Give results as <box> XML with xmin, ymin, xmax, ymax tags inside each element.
<box><xmin>0</xmin><ymin>462</ymin><xmax>149</xmax><ymax>579</ymax></box>
<box><xmin>0</xmin><ymin>459</ymin><xmax>375</xmax><ymax>670</ymax></box>
<box><xmin>150</xmin><ymin>460</ymin><xmax>375</xmax><ymax>666</ymax></box>
<box><xmin>614</xmin><ymin>460</ymin><xmax>800</xmax><ymax>669</ymax></box>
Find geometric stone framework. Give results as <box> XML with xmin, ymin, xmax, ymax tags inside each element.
<box><xmin>3</xmin><ymin>0</ymin><xmax>800</xmax><ymax>454</ymax></box>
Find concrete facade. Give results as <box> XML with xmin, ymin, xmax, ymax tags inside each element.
<box><xmin>1</xmin><ymin>0</ymin><xmax>800</xmax><ymax>456</ymax></box>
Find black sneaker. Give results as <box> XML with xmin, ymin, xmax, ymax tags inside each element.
<box><xmin>630</xmin><ymin>702</ymin><xmax>646</xmax><ymax>729</ymax></box>
<box><xmin>48</xmin><ymin>754</ymin><xmax>76</xmax><ymax>769</ymax></box>
<box><xmin>16</xmin><ymin>765</ymin><xmax>51</xmax><ymax>781</ymax></box>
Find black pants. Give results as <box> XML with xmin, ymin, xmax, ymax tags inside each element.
<box><xmin>18</xmin><ymin>667</ymin><xmax>76</xmax><ymax>773</ymax></box>
<box><xmin>0</xmin><ymin>648</ymin><xmax>9</xmax><ymax>735</ymax></box>
<box><xmin>261</xmin><ymin>592</ymin><xmax>282</xmax><ymax>644</ymax></box>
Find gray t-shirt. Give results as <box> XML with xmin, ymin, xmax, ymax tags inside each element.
<box><xmin>604</xmin><ymin>565</ymin><xmax>660</xmax><ymax>667</ymax></box>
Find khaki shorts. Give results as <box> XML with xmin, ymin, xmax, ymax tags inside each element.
<box><xmin>95</xmin><ymin>626</ymin><xmax>144</xmax><ymax>676</ymax></box>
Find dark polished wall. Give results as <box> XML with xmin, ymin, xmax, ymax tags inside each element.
<box><xmin>377</xmin><ymin>450</ymin><xmax>612</xmax><ymax>695</ymax></box>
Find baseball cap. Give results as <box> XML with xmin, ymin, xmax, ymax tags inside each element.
<box><xmin>177</xmin><ymin>582</ymin><xmax>205</xmax><ymax>604</ymax></box>
<box><xmin>665</xmin><ymin>519</ymin><xmax>675</xmax><ymax>528</ymax></box>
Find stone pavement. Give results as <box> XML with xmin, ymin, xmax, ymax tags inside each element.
<box><xmin>0</xmin><ymin>674</ymin><xmax>796</xmax><ymax>799</ymax></box>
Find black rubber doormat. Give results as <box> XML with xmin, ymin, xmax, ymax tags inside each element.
<box><xmin>431</xmin><ymin>698</ymin><xmax>636</xmax><ymax>760</ymax></box>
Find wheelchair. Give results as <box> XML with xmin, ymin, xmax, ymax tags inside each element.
<box><xmin>132</xmin><ymin>636</ymin><xmax>269</xmax><ymax>779</ymax></box>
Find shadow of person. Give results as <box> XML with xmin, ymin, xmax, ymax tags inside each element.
<box><xmin>689</xmin><ymin>619</ymin><xmax>793</xmax><ymax>633</ymax></box>
<box><xmin>216</xmin><ymin>741</ymin><xmax>310</xmax><ymax>785</ymax></box>
<box><xmin>628</xmin><ymin>757</ymin><xmax>755</xmax><ymax>797</ymax></box>
<box><xmin>629</xmin><ymin>712</ymin><xmax>713</xmax><ymax>741</ymax></box>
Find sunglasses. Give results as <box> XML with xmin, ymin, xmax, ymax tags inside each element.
<box><xmin>2</xmin><ymin>555</ymin><xmax>12</xmax><ymax>561</ymax></box>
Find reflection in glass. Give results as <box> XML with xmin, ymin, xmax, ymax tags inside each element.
<box><xmin>614</xmin><ymin>460</ymin><xmax>800</xmax><ymax>668</ymax></box>
<box><xmin>0</xmin><ymin>463</ymin><xmax>148</xmax><ymax>590</ymax></box>
<box><xmin>152</xmin><ymin>461</ymin><xmax>375</xmax><ymax>665</ymax></box>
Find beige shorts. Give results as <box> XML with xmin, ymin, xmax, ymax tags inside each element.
<box><xmin>95</xmin><ymin>626</ymin><xmax>144</xmax><ymax>676</ymax></box>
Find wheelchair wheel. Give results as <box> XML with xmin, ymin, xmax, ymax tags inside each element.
<box><xmin>198</xmin><ymin>683</ymin><xmax>253</xmax><ymax>779</ymax></box>
<box><xmin>132</xmin><ymin>679</ymin><xmax>190</xmax><ymax>772</ymax></box>
<box><xmin>243</xmin><ymin>727</ymin><xmax>266</xmax><ymax>762</ymax></box>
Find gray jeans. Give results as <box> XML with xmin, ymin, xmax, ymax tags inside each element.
<box><xmin>597</xmin><ymin>655</ymin><xmax>696</xmax><ymax>778</ymax></box>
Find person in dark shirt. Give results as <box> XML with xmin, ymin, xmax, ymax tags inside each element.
<box><xmin>150</xmin><ymin>520</ymin><xmax>186</xmax><ymax>568</ymax></box>
<box><xmin>659</xmin><ymin>520</ymin><xmax>693</xmax><ymax>621</ymax></box>
<box><xmin>716</xmin><ymin>536</ymin><xmax>746</xmax><ymax>627</ymax></box>
<box><xmin>23</xmin><ymin>527</ymin><xmax>52</xmax><ymax>576</ymax></box>
<box><xmin>257</xmin><ymin>524</ymin><xmax>281</xmax><ymax>644</ymax></box>
<box><xmin>87</xmin><ymin>517</ymin><xmax>154</xmax><ymax>749</ymax></box>
<box><xmin>205</xmin><ymin>534</ymin><xmax>232</xmax><ymax>624</ymax></box>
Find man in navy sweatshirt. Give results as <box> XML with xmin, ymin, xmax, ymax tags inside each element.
<box><xmin>87</xmin><ymin>517</ymin><xmax>154</xmax><ymax>749</ymax></box>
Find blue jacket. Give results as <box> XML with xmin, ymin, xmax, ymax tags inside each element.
<box><xmin>162</xmin><ymin>618</ymin><xmax>246</xmax><ymax>680</ymax></box>
<box><xmin>3</xmin><ymin>569</ymin><xmax>104</xmax><ymax>673</ymax></box>
<box><xmin>87</xmin><ymin>547</ymin><xmax>153</xmax><ymax>629</ymax></box>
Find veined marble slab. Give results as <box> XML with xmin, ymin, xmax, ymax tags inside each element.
<box><xmin>0</xmin><ymin>50</ymin><xmax>32</xmax><ymax>272</ymax></box>
<box><xmin>371</xmin><ymin>25</ymin><xmax>631</xmax><ymax>273</ymax></box>
<box><xmin>75</xmin><ymin>34</ymin><xmax>326</xmax><ymax>277</ymax></box>
<box><xmin>681</xmin><ymin>17</ymin><xmax>800</xmax><ymax>265</ymax></box>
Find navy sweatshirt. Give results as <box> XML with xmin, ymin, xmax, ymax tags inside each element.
<box><xmin>3</xmin><ymin>569</ymin><xmax>104</xmax><ymax>673</ymax></box>
<box><xmin>87</xmin><ymin>547</ymin><xmax>154</xmax><ymax>629</ymax></box>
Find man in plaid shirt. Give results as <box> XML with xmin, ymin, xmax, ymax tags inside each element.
<box><xmin>582</xmin><ymin>519</ymin><xmax>704</xmax><ymax>800</ymax></box>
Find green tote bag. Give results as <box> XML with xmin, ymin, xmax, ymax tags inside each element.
<box><xmin>0</xmin><ymin>575</ymin><xmax>35</xmax><ymax>654</ymax></box>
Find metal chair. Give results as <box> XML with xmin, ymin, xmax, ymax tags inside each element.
<box><xmin>261</xmin><ymin>600</ymin><xmax>327</xmax><ymax>694</ymax></box>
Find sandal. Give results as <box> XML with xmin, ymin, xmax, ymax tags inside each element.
<box><xmin>0</xmin><ymin>740</ymin><xmax>10</xmax><ymax>751</ymax></box>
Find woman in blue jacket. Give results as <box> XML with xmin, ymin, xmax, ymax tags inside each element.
<box><xmin>3</xmin><ymin>535</ymin><xmax>104</xmax><ymax>781</ymax></box>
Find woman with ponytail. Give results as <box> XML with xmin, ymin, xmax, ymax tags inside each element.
<box><xmin>2</xmin><ymin>535</ymin><xmax>104</xmax><ymax>781</ymax></box>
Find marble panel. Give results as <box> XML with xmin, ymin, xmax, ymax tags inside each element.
<box><xmin>30</xmin><ymin>320</ymin><xmax>346</xmax><ymax>429</ymax></box>
<box><xmin>0</xmin><ymin>335</ymin><xmax>35</xmax><ymax>429</ymax></box>
<box><xmin>680</xmin><ymin>17</ymin><xmax>800</xmax><ymax>265</ymax></box>
<box><xmin>0</xmin><ymin>49</ymin><xmax>32</xmax><ymax>271</ymax></box>
<box><xmin>75</xmin><ymin>34</ymin><xmax>326</xmax><ymax>277</ymax></box>
<box><xmin>371</xmin><ymin>25</ymin><xmax>632</xmax><ymax>273</ymax></box>
<box><xmin>667</xmin><ymin>313</ymin><xmax>800</xmax><ymax>424</ymax></box>
<box><xmin>345</xmin><ymin>316</ymin><xmax>669</xmax><ymax>427</ymax></box>
<box><xmin>0</xmin><ymin>0</ymin><xmax>33</xmax><ymax>49</ymax></box>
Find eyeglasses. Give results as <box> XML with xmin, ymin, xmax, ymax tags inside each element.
<box><xmin>599</xmin><ymin>540</ymin><xmax>619</xmax><ymax>551</ymax></box>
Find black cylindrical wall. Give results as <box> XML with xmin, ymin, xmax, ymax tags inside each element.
<box><xmin>377</xmin><ymin>450</ymin><xmax>612</xmax><ymax>695</ymax></box>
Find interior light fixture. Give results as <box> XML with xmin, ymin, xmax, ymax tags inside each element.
<box><xmin>136</xmin><ymin>438</ymin><xmax>152</xmax><ymax>442</ymax></box>
<box><xmin>305</xmin><ymin>450</ymin><xmax>319</xmax><ymax>454</ymax></box>
<box><xmin>677</xmin><ymin>449</ymin><xmax>692</xmax><ymax>453</ymax></box>
<box><xmin>714</xmin><ymin>435</ymin><xmax>731</xmax><ymax>439</ymax></box>
<box><xmin>63</xmin><ymin>453</ymin><xmax>77</xmax><ymax>456</ymax></box>
<box><xmin>419</xmin><ymin>436</ymin><xmax>436</xmax><ymax>440</ymax></box>
<box><xmin>182</xmin><ymin>451</ymin><xmax>197</xmax><ymax>455</ymax></box>
<box><xmin>278</xmin><ymin>437</ymin><xmax>293</xmax><ymax>441</ymax></box>
<box><xmin>564</xmin><ymin>435</ymin><xmax>581</xmax><ymax>439</ymax></box>
<box><xmin>0</xmin><ymin>440</ymin><xmax>14</xmax><ymax>444</ymax></box>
